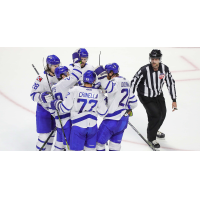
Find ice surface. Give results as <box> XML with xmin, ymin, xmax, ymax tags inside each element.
<box><xmin>0</xmin><ymin>47</ymin><xmax>199</xmax><ymax>151</ymax></box>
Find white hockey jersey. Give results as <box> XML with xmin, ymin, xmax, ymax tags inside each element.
<box><xmin>99</xmin><ymin>76</ymin><xmax>138</xmax><ymax>120</ymax></box>
<box><xmin>51</xmin><ymin>64</ymin><xmax>83</xmax><ymax>128</ymax></box>
<box><xmin>68</xmin><ymin>63</ymin><xmax>95</xmax><ymax>86</ymax></box>
<box><xmin>30</xmin><ymin>71</ymin><xmax>59</xmax><ymax>111</ymax></box>
<box><xmin>56</xmin><ymin>86</ymin><xmax>108</xmax><ymax>128</ymax></box>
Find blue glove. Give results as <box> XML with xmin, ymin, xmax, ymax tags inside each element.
<box><xmin>72</xmin><ymin>49</ymin><xmax>81</xmax><ymax>64</ymax></box>
<box><xmin>94</xmin><ymin>66</ymin><xmax>107</xmax><ymax>80</ymax></box>
<box><xmin>40</xmin><ymin>92</ymin><xmax>52</xmax><ymax>103</ymax></box>
<box><xmin>95</xmin><ymin>66</ymin><xmax>105</xmax><ymax>76</ymax></box>
<box><xmin>93</xmin><ymin>82</ymin><xmax>101</xmax><ymax>89</ymax></box>
<box><xmin>50</xmin><ymin>100</ymin><xmax>62</xmax><ymax>110</ymax></box>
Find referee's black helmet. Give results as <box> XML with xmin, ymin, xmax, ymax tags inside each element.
<box><xmin>149</xmin><ymin>49</ymin><xmax>162</xmax><ymax>59</ymax></box>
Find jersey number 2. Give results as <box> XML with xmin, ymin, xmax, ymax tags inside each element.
<box><xmin>119</xmin><ymin>89</ymin><xmax>129</xmax><ymax>107</ymax></box>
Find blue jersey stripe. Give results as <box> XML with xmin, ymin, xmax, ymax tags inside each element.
<box><xmin>36</xmin><ymin>145</ymin><xmax>46</xmax><ymax>151</ymax></box>
<box><xmin>73</xmin><ymin>68</ymin><xmax>82</xmax><ymax>74</ymax></box>
<box><xmin>108</xmin><ymin>82</ymin><xmax>114</xmax><ymax>93</ymax></box>
<box><xmin>38</xmin><ymin>139</ymin><xmax>45</xmax><ymax>143</ymax></box>
<box><xmin>129</xmin><ymin>95</ymin><xmax>135</xmax><ymax>99</ymax></box>
<box><xmin>61</xmin><ymin>103</ymin><xmax>70</xmax><ymax>111</ymax></box>
<box><xmin>105</xmin><ymin>81</ymin><xmax>111</xmax><ymax>90</ymax></box>
<box><xmin>55</xmin><ymin>113</ymin><xmax>70</xmax><ymax>119</ymax></box>
<box><xmin>106</xmin><ymin>109</ymin><xmax>126</xmax><ymax>118</ymax></box>
<box><xmin>54</xmin><ymin>146</ymin><xmax>64</xmax><ymax>150</ymax></box>
<box><xmin>72</xmin><ymin>114</ymin><xmax>97</xmax><ymax>124</ymax></box>
<box><xmin>59</xmin><ymin>104</ymin><xmax>65</xmax><ymax>113</ymax></box>
<box><xmin>98</xmin><ymin>76</ymin><xmax>107</xmax><ymax>80</ymax></box>
<box><xmin>71</xmin><ymin>73</ymin><xmax>79</xmax><ymax>80</ymax></box>
<box><xmin>30</xmin><ymin>92</ymin><xmax>38</xmax><ymax>101</ymax></box>
<box><xmin>129</xmin><ymin>100</ymin><xmax>137</xmax><ymax>103</ymax></box>
<box><xmin>98</xmin><ymin>109</ymin><xmax>108</xmax><ymax>116</ymax></box>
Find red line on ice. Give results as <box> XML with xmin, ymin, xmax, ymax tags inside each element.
<box><xmin>0</xmin><ymin>90</ymin><xmax>35</xmax><ymax>115</ymax></box>
<box><xmin>171</xmin><ymin>56</ymin><xmax>200</xmax><ymax>73</ymax></box>
<box><xmin>180</xmin><ymin>56</ymin><xmax>199</xmax><ymax>70</ymax></box>
<box><xmin>0</xmin><ymin>89</ymin><xmax>196</xmax><ymax>151</ymax></box>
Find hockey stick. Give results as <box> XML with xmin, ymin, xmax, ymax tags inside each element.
<box><xmin>43</xmin><ymin>58</ymin><xmax>70</xmax><ymax>150</ymax></box>
<box><xmin>99</xmin><ymin>52</ymin><xmax>108</xmax><ymax>146</ymax></box>
<box><xmin>39</xmin><ymin>127</ymin><xmax>57</xmax><ymax>151</ymax></box>
<box><xmin>99</xmin><ymin>51</ymin><xmax>101</xmax><ymax>66</ymax></box>
<box><xmin>128</xmin><ymin>122</ymin><xmax>157</xmax><ymax>151</ymax></box>
<box><xmin>32</xmin><ymin>64</ymin><xmax>39</xmax><ymax>75</ymax></box>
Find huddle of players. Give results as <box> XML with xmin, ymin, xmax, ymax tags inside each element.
<box><xmin>30</xmin><ymin>48</ymin><xmax>138</xmax><ymax>151</ymax></box>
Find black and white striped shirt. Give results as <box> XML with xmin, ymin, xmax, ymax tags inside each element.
<box><xmin>130</xmin><ymin>63</ymin><xmax>177</xmax><ymax>102</ymax></box>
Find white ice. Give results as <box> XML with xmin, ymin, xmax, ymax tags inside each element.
<box><xmin>0</xmin><ymin>47</ymin><xmax>199</xmax><ymax>151</ymax></box>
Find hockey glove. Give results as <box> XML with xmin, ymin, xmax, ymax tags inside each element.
<box><xmin>50</xmin><ymin>100</ymin><xmax>62</xmax><ymax>110</ymax></box>
<box><xmin>93</xmin><ymin>82</ymin><xmax>101</xmax><ymax>89</ymax></box>
<box><xmin>94</xmin><ymin>66</ymin><xmax>107</xmax><ymax>80</ymax></box>
<box><xmin>72</xmin><ymin>49</ymin><xmax>81</xmax><ymax>64</ymax></box>
<box><xmin>124</xmin><ymin>109</ymin><xmax>133</xmax><ymax>117</ymax></box>
<box><xmin>40</xmin><ymin>92</ymin><xmax>53</xmax><ymax>103</ymax></box>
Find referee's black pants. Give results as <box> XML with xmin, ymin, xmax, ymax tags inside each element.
<box><xmin>138</xmin><ymin>93</ymin><xmax>167</xmax><ymax>142</ymax></box>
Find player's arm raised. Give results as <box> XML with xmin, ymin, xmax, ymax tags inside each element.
<box><xmin>64</xmin><ymin>63</ymin><xmax>83</xmax><ymax>88</ymax></box>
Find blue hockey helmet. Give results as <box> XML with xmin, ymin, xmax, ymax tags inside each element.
<box><xmin>83</xmin><ymin>70</ymin><xmax>96</xmax><ymax>84</ymax></box>
<box><xmin>105</xmin><ymin>63</ymin><xmax>120</xmax><ymax>74</ymax></box>
<box><xmin>46</xmin><ymin>55</ymin><xmax>60</xmax><ymax>66</ymax></box>
<box><xmin>55</xmin><ymin>66</ymin><xmax>69</xmax><ymax>79</ymax></box>
<box><xmin>79</xmin><ymin>48</ymin><xmax>89</xmax><ymax>58</ymax></box>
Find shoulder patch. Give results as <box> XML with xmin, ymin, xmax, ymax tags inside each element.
<box><xmin>36</xmin><ymin>76</ymin><xmax>43</xmax><ymax>82</ymax></box>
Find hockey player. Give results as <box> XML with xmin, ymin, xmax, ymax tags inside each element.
<box><xmin>94</xmin><ymin>63</ymin><xmax>138</xmax><ymax>151</ymax></box>
<box><xmin>50</xmin><ymin>70</ymin><xmax>108</xmax><ymax>151</ymax></box>
<box><xmin>69</xmin><ymin>48</ymin><xmax>101</xmax><ymax>87</ymax></box>
<box><xmin>50</xmin><ymin>62</ymin><xmax>83</xmax><ymax>151</ymax></box>
<box><xmin>30</xmin><ymin>55</ymin><xmax>60</xmax><ymax>151</ymax></box>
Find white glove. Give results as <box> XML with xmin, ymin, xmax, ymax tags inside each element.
<box><xmin>40</xmin><ymin>92</ymin><xmax>53</xmax><ymax>103</ymax></box>
<box><xmin>45</xmin><ymin>93</ymin><xmax>54</xmax><ymax>103</ymax></box>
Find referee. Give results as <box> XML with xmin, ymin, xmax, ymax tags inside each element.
<box><xmin>130</xmin><ymin>49</ymin><xmax>177</xmax><ymax>149</ymax></box>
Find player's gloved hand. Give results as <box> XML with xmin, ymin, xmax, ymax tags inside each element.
<box><xmin>50</xmin><ymin>100</ymin><xmax>62</xmax><ymax>110</ymax></box>
<box><xmin>124</xmin><ymin>109</ymin><xmax>133</xmax><ymax>117</ymax></box>
<box><xmin>93</xmin><ymin>82</ymin><xmax>101</xmax><ymax>89</ymax></box>
<box><xmin>94</xmin><ymin>65</ymin><xmax>107</xmax><ymax>80</ymax></box>
<box><xmin>72</xmin><ymin>49</ymin><xmax>81</xmax><ymax>64</ymax></box>
<box><xmin>40</xmin><ymin>92</ymin><xmax>53</xmax><ymax>103</ymax></box>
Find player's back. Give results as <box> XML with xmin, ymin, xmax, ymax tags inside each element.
<box><xmin>51</xmin><ymin>78</ymin><xmax>73</xmax><ymax>127</ymax></box>
<box><xmin>68</xmin><ymin>63</ymin><xmax>95</xmax><ymax>85</ymax></box>
<box><xmin>105</xmin><ymin>76</ymin><xmax>130</xmax><ymax>120</ymax></box>
<box><xmin>68</xmin><ymin>86</ymin><xmax>107</xmax><ymax>128</ymax></box>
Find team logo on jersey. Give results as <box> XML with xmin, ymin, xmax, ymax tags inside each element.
<box><xmin>37</xmin><ymin>76</ymin><xmax>43</xmax><ymax>82</ymax></box>
<box><xmin>159</xmin><ymin>73</ymin><xmax>165</xmax><ymax>80</ymax></box>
